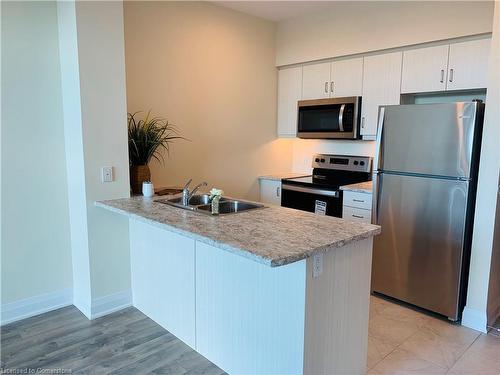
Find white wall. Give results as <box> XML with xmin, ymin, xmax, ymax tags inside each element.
<box><xmin>276</xmin><ymin>1</ymin><xmax>494</xmax><ymax>66</ymax></box>
<box><xmin>57</xmin><ymin>1</ymin><xmax>131</xmax><ymax>317</ymax></box>
<box><xmin>124</xmin><ymin>2</ymin><xmax>293</xmax><ymax>200</ymax></box>
<box><xmin>1</xmin><ymin>2</ymin><xmax>73</xmax><ymax>303</ymax></box>
<box><xmin>75</xmin><ymin>1</ymin><xmax>131</xmax><ymax>301</ymax></box>
<box><xmin>463</xmin><ymin>1</ymin><xmax>500</xmax><ymax>332</ymax></box>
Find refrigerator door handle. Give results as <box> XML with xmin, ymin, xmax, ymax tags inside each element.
<box><xmin>372</xmin><ymin>172</ymin><xmax>382</xmax><ymax>225</ymax></box>
<box><xmin>373</xmin><ymin>106</ymin><xmax>386</xmax><ymax>173</ymax></box>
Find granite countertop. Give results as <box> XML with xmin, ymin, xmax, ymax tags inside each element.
<box><xmin>340</xmin><ymin>181</ymin><xmax>373</xmax><ymax>194</ymax></box>
<box><xmin>96</xmin><ymin>196</ymin><xmax>380</xmax><ymax>267</ymax></box>
<box><xmin>258</xmin><ymin>173</ymin><xmax>309</xmax><ymax>181</ymax></box>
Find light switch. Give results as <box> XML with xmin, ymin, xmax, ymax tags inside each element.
<box><xmin>101</xmin><ymin>166</ymin><xmax>113</xmax><ymax>182</ymax></box>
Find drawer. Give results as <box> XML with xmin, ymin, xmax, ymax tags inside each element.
<box><xmin>343</xmin><ymin>191</ymin><xmax>372</xmax><ymax>210</ymax></box>
<box><xmin>342</xmin><ymin>206</ymin><xmax>372</xmax><ymax>223</ymax></box>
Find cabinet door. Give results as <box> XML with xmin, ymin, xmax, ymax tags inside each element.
<box><xmin>401</xmin><ymin>45</ymin><xmax>449</xmax><ymax>93</ymax></box>
<box><xmin>277</xmin><ymin>66</ymin><xmax>302</xmax><ymax>137</ymax></box>
<box><xmin>361</xmin><ymin>52</ymin><xmax>402</xmax><ymax>138</ymax></box>
<box><xmin>302</xmin><ymin>62</ymin><xmax>331</xmax><ymax>100</ymax></box>
<box><xmin>259</xmin><ymin>179</ymin><xmax>281</xmax><ymax>206</ymax></box>
<box><xmin>330</xmin><ymin>58</ymin><xmax>363</xmax><ymax>97</ymax></box>
<box><xmin>447</xmin><ymin>39</ymin><xmax>491</xmax><ymax>91</ymax></box>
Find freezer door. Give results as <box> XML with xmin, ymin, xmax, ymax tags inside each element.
<box><xmin>378</xmin><ymin>102</ymin><xmax>478</xmax><ymax>178</ymax></box>
<box><xmin>372</xmin><ymin>173</ymin><xmax>468</xmax><ymax>319</ymax></box>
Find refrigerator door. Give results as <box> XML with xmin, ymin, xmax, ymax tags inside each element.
<box><xmin>372</xmin><ymin>173</ymin><xmax>468</xmax><ymax>319</ymax></box>
<box><xmin>378</xmin><ymin>102</ymin><xmax>478</xmax><ymax>178</ymax></box>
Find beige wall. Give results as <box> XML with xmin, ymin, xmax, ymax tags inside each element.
<box><xmin>1</xmin><ymin>1</ymin><xmax>72</xmax><ymax>303</ymax></box>
<box><xmin>276</xmin><ymin>1</ymin><xmax>494</xmax><ymax>66</ymax></box>
<box><xmin>124</xmin><ymin>1</ymin><xmax>293</xmax><ymax>200</ymax></box>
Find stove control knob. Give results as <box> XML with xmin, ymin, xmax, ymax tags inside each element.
<box><xmin>315</xmin><ymin>158</ymin><xmax>320</xmax><ymax>162</ymax></box>
<box><xmin>353</xmin><ymin>161</ymin><xmax>359</xmax><ymax>165</ymax></box>
<box><xmin>360</xmin><ymin>161</ymin><xmax>365</xmax><ymax>166</ymax></box>
<box><xmin>320</xmin><ymin>158</ymin><xmax>325</xmax><ymax>163</ymax></box>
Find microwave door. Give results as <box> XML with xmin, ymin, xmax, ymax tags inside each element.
<box><xmin>297</xmin><ymin>97</ymin><xmax>360</xmax><ymax>139</ymax></box>
<box><xmin>298</xmin><ymin>102</ymin><xmax>341</xmax><ymax>136</ymax></box>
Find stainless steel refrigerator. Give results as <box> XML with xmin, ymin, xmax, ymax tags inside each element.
<box><xmin>372</xmin><ymin>101</ymin><xmax>484</xmax><ymax>321</ymax></box>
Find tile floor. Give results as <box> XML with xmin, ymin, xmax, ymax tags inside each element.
<box><xmin>367</xmin><ymin>295</ymin><xmax>500</xmax><ymax>375</ymax></box>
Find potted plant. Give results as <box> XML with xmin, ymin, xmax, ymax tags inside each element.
<box><xmin>128</xmin><ymin>111</ymin><xmax>184</xmax><ymax>194</ymax></box>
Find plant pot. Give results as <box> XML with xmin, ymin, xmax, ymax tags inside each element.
<box><xmin>130</xmin><ymin>165</ymin><xmax>151</xmax><ymax>194</ymax></box>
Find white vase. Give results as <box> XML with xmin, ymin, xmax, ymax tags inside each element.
<box><xmin>142</xmin><ymin>181</ymin><xmax>154</xmax><ymax>198</ymax></box>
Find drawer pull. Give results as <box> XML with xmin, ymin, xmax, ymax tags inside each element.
<box><xmin>352</xmin><ymin>214</ymin><xmax>364</xmax><ymax>219</ymax></box>
<box><xmin>352</xmin><ymin>199</ymin><xmax>365</xmax><ymax>203</ymax></box>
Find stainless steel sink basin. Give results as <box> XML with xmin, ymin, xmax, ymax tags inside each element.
<box><xmin>197</xmin><ymin>200</ymin><xmax>264</xmax><ymax>214</ymax></box>
<box><xmin>157</xmin><ymin>194</ymin><xmax>264</xmax><ymax>215</ymax></box>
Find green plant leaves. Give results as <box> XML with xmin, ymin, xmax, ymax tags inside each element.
<box><xmin>127</xmin><ymin>111</ymin><xmax>186</xmax><ymax>166</ymax></box>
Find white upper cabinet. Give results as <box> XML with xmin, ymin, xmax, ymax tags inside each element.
<box><xmin>447</xmin><ymin>39</ymin><xmax>491</xmax><ymax>91</ymax></box>
<box><xmin>401</xmin><ymin>45</ymin><xmax>449</xmax><ymax>94</ymax></box>
<box><xmin>361</xmin><ymin>52</ymin><xmax>403</xmax><ymax>139</ymax></box>
<box><xmin>277</xmin><ymin>66</ymin><xmax>302</xmax><ymax>137</ymax></box>
<box><xmin>302</xmin><ymin>59</ymin><xmax>363</xmax><ymax>100</ymax></box>
<box><xmin>330</xmin><ymin>58</ymin><xmax>364</xmax><ymax>98</ymax></box>
<box><xmin>302</xmin><ymin>62</ymin><xmax>331</xmax><ymax>100</ymax></box>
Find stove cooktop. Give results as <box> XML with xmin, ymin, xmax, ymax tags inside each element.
<box><xmin>282</xmin><ymin>154</ymin><xmax>373</xmax><ymax>191</ymax></box>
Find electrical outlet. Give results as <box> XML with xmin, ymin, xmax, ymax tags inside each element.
<box><xmin>312</xmin><ymin>253</ymin><xmax>323</xmax><ymax>278</ymax></box>
<box><xmin>101</xmin><ymin>166</ymin><xmax>113</xmax><ymax>182</ymax></box>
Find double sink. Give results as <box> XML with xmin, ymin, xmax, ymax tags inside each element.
<box><xmin>157</xmin><ymin>194</ymin><xmax>265</xmax><ymax>215</ymax></box>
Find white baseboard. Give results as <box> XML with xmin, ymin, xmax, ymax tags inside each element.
<box><xmin>462</xmin><ymin>306</ymin><xmax>487</xmax><ymax>333</ymax></box>
<box><xmin>1</xmin><ymin>288</ymin><xmax>73</xmax><ymax>326</ymax></box>
<box><xmin>90</xmin><ymin>289</ymin><xmax>132</xmax><ymax>320</ymax></box>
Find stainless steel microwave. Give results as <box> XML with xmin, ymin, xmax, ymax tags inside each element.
<box><xmin>297</xmin><ymin>96</ymin><xmax>362</xmax><ymax>139</ymax></box>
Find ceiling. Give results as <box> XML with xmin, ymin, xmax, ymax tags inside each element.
<box><xmin>212</xmin><ymin>1</ymin><xmax>335</xmax><ymax>22</ymax></box>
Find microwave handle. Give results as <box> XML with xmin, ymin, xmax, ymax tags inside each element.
<box><xmin>338</xmin><ymin>104</ymin><xmax>345</xmax><ymax>131</ymax></box>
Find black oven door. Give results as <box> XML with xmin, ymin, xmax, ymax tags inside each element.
<box><xmin>281</xmin><ymin>184</ymin><xmax>342</xmax><ymax>217</ymax></box>
<box><xmin>297</xmin><ymin>97</ymin><xmax>361</xmax><ymax>139</ymax></box>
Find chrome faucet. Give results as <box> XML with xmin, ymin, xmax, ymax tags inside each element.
<box><xmin>182</xmin><ymin>179</ymin><xmax>208</xmax><ymax>206</ymax></box>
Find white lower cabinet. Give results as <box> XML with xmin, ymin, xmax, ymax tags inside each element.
<box><xmin>259</xmin><ymin>178</ymin><xmax>282</xmax><ymax>205</ymax></box>
<box><xmin>342</xmin><ymin>206</ymin><xmax>372</xmax><ymax>224</ymax></box>
<box><xmin>342</xmin><ymin>191</ymin><xmax>372</xmax><ymax>223</ymax></box>
<box><xmin>129</xmin><ymin>220</ymin><xmax>196</xmax><ymax>348</ymax></box>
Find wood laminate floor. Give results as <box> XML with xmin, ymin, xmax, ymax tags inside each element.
<box><xmin>0</xmin><ymin>306</ymin><xmax>225</xmax><ymax>374</ymax></box>
<box><xmin>1</xmin><ymin>297</ymin><xmax>499</xmax><ymax>374</ymax></box>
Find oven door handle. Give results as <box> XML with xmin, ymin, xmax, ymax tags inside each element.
<box><xmin>338</xmin><ymin>104</ymin><xmax>345</xmax><ymax>132</ymax></box>
<box><xmin>282</xmin><ymin>184</ymin><xmax>339</xmax><ymax>198</ymax></box>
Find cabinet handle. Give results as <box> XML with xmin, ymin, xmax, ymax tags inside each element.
<box><xmin>330</xmin><ymin>81</ymin><xmax>334</xmax><ymax>93</ymax></box>
<box><xmin>324</xmin><ymin>82</ymin><xmax>329</xmax><ymax>93</ymax></box>
<box><xmin>276</xmin><ymin>186</ymin><xmax>280</xmax><ymax>197</ymax></box>
<box><xmin>440</xmin><ymin>69</ymin><xmax>445</xmax><ymax>83</ymax></box>
<box><xmin>449</xmin><ymin>68</ymin><xmax>454</xmax><ymax>83</ymax></box>
<box><xmin>361</xmin><ymin>117</ymin><xmax>365</xmax><ymax>129</ymax></box>
<box><xmin>353</xmin><ymin>199</ymin><xmax>365</xmax><ymax>203</ymax></box>
<box><xmin>352</xmin><ymin>214</ymin><xmax>364</xmax><ymax>219</ymax></box>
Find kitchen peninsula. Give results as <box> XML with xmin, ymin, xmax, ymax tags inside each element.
<box><xmin>97</xmin><ymin>195</ymin><xmax>380</xmax><ymax>375</ymax></box>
